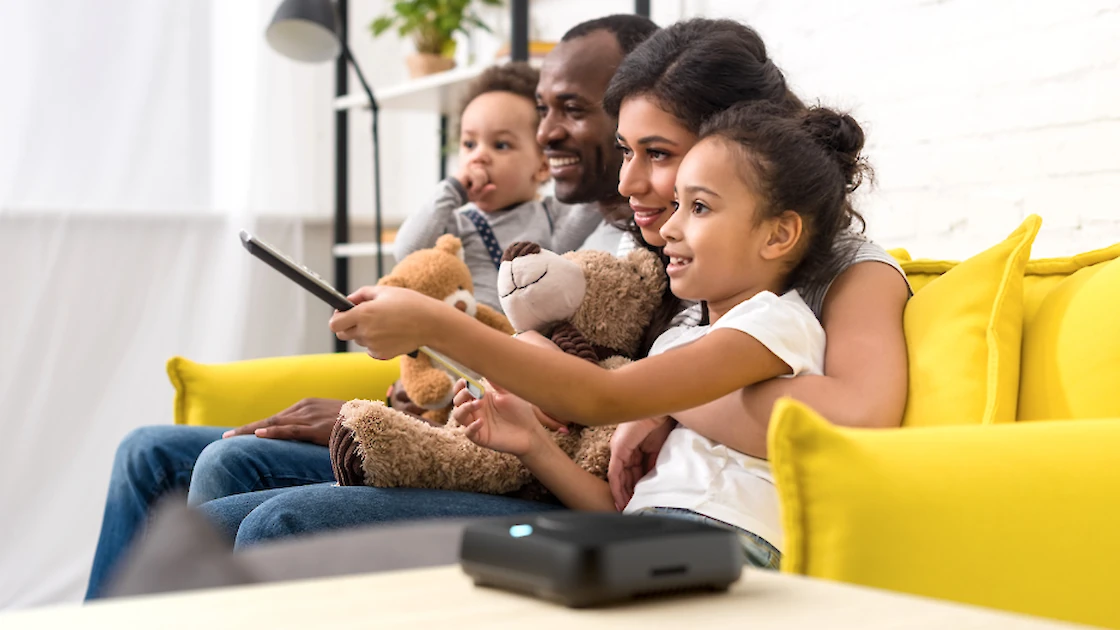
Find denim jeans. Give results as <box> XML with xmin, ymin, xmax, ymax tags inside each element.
<box><xmin>85</xmin><ymin>425</ymin><xmax>335</xmax><ymax>599</ymax></box>
<box><xmin>632</xmin><ymin>506</ymin><xmax>782</xmax><ymax>570</ymax></box>
<box><xmin>198</xmin><ymin>483</ymin><xmax>565</xmax><ymax>549</ymax></box>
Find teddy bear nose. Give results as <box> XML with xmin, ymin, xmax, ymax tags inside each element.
<box><xmin>502</xmin><ymin>241</ymin><xmax>541</xmax><ymax>262</ymax></box>
<box><xmin>454</xmin><ymin>300</ymin><xmax>468</xmax><ymax>312</ymax></box>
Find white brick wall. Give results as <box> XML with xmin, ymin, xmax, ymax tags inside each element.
<box><xmin>691</xmin><ymin>0</ymin><xmax>1120</xmax><ymax>258</ymax></box>
<box><xmin>355</xmin><ymin>0</ymin><xmax>1120</xmax><ymax>260</ymax></box>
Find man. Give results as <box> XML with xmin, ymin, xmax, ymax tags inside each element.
<box><xmin>86</xmin><ymin>14</ymin><xmax>658</xmax><ymax>599</ymax></box>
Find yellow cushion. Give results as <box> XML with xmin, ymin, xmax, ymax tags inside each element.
<box><xmin>899</xmin><ymin>215</ymin><xmax>1040</xmax><ymax>427</ymax></box>
<box><xmin>1018</xmin><ymin>244</ymin><xmax>1120</xmax><ymax>421</ymax></box>
<box><xmin>885</xmin><ymin>247</ymin><xmax>911</xmax><ymax>263</ymax></box>
<box><xmin>769</xmin><ymin>398</ymin><xmax>1120</xmax><ymax>629</ymax></box>
<box><xmin>167</xmin><ymin>353</ymin><xmax>400</xmax><ymax>427</ymax></box>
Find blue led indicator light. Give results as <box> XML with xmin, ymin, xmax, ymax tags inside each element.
<box><xmin>509</xmin><ymin>524</ymin><xmax>533</xmax><ymax>538</ymax></box>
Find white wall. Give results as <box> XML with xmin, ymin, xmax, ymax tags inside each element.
<box><xmin>348</xmin><ymin>0</ymin><xmax>1120</xmax><ymax>262</ymax></box>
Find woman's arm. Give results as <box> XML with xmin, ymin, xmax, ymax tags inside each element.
<box><xmin>671</xmin><ymin>262</ymin><xmax>909</xmax><ymax>457</ymax></box>
<box><xmin>330</xmin><ymin>287</ymin><xmax>790</xmax><ymax>426</ymax></box>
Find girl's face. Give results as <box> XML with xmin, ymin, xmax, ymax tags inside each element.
<box><xmin>615</xmin><ymin>96</ymin><xmax>698</xmax><ymax>247</ymax></box>
<box><xmin>660</xmin><ymin>138</ymin><xmax>795</xmax><ymax>319</ymax></box>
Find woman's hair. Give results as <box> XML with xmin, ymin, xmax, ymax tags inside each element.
<box><xmin>602</xmin><ymin>18</ymin><xmax>802</xmax><ymax>355</ymax></box>
<box><xmin>699</xmin><ymin>102</ymin><xmax>871</xmax><ymax>292</ymax></box>
<box><xmin>603</xmin><ymin>19</ymin><xmax>801</xmax><ymax>132</ymax></box>
<box><xmin>458</xmin><ymin>61</ymin><xmax>540</xmax><ymax>119</ymax></box>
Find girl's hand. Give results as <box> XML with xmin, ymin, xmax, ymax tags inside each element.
<box><xmin>329</xmin><ymin>286</ymin><xmax>442</xmax><ymax>358</ymax></box>
<box><xmin>452</xmin><ymin>381</ymin><xmax>548</xmax><ymax>458</ymax></box>
<box><xmin>608</xmin><ymin>416</ymin><xmax>675</xmax><ymax>511</ymax></box>
<box><xmin>452</xmin><ymin>379</ymin><xmax>569</xmax><ymax>434</ymax></box>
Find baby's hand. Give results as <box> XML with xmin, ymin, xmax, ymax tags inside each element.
<box><xmin>451</xmin><ymin>380</ymin><xmax>546</xmax><ymax>458</ymax></box>
<box><xmin>456</xmin><ymin>163</ymin><xmax>496</xmax><ymax>202</ymax></box>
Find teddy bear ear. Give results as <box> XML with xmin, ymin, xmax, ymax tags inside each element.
<box><xmin>435</xmin><ymin>234</ymin><xmax>465</xmax><ymax>262</ymax></box>
<box><xmin>378</xmin><ymin>275</ymin><xmax>406</xmax><ymax>288</ymax></box>
<box><xmin>626</xmin><ymin>248</ymin><xmax>665</xmax><ymax>285</ymax></box>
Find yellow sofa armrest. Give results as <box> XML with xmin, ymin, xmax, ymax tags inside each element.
<box><xmin>769</xmin><ymin>398</ymin><xmax>1120</xmax><ymax>629</ymax></box>
<box><xmin>167</xmin><ymin>353</ymin><xmax>400</xmax><ymax>428</ymax></box>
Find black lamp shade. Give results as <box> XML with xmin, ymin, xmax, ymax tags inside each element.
<box><xmin>266</xmin><ymin>0</ymin><xmax>341</xmax><ymax>63</ymax></box>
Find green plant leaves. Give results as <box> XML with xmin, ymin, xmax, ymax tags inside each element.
<box><xmin>368</xmin><ymin>0</ymin><xmax>503</xmax><ymax>57</ymax></box>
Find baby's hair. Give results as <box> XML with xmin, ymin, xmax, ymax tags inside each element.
<box><xmin>458</xmin><ymin>62</ymin><xmax>540</xmax><ymax>120</ymax></box>
<box><xmin>698</xmin><ymin>102</ymin><xmax>872</xmax><ymax>290</ymax></box>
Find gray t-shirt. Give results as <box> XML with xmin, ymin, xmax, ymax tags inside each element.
<box><xmin>794</xmin><ymin>230</ymin><xmax>910</xmax><ymax>321</ymax></box>
<box><xmin>671</xmin><ymin>230</ymin><xmax>910</xmax><ymax>326</ymax></box>
<box><xmin>393</xmin><ymin>179</ymin><xmax>604</xmax><ymax>311</ymax></box>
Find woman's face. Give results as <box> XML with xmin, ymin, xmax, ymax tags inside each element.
<box><xmin>616</xmin><ymin>96</ymin><xmax>698</xmax><ymax>248</ymax></box>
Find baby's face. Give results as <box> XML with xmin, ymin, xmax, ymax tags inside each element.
<box><xmin>458</xmin><ymin>91</ymin><xmax>548</xmax><ymax>212</ymax></box>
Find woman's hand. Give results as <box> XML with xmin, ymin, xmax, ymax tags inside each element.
<box><xmin>329</xmin><ymin>286</ymin><xmax>442</xmax><ymax>358</ymax></box>
<box><xmin>608</xmin><ymin>416</ymin><xmax>675</xmax><ymax>511</ymax></box>
<box><xmin>451</xmin><ymin>380</ymin><xmax>549</xmax><ymax>458</ymax></box>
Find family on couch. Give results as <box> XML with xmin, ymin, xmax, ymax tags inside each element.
<box><xmin>87</xmin><ymin>14</ymin><xmax>911</xmax><ymax>599</ymax></box>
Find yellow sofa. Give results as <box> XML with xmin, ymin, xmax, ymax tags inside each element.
<box><xmin>167</xmin><ymin>352</ymin><xmax>400</xmax><ymax>427</ymax></box>
<box><xmin>167</xmin><ymin>220</ymin><xmax>1120</xmax><ymax>627</ymax></box>
<box><xmin>770</xmin><ymin>231</ymin><xmax>1120</xmax><ymax>628</ymax></box>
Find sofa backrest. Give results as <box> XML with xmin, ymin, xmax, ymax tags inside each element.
<box><xmin>1017</xmin><ymin>244</ymin><xmax>1120</xmax><ymax>421</ymax></box>
<box><xmin>895</xmin><ymin>242</ymin><xmax>1120</xmax><ymax>423</ymax></box>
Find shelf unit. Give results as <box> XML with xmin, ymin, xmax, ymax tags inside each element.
<box><xmin>334</xmin><ymin>63</ymin><xmax>489</xmax><ymax>115</ymax></box>
<box><xmin>331</xmin><ymin>1</ymin><xmax>653</xmax><ymax>266</ymax></box>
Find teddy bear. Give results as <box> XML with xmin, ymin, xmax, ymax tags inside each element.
<box><xmin>378</xmin><ymin>234</ymin><xmax>514</xmax><ymax>425</ymax></box>
<box><xmin>328</xmin><ymin>241</ymin><xmax>667</xmax><ymax>498</ymax></box>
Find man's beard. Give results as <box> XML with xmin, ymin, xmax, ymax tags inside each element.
<box><xmin>557</xmin><ymin>145</ymin><xmax>624</xmax><ymax>207</ymax></box>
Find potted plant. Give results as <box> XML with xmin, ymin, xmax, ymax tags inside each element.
<box><xmin>371</xmin><ymin>0</ymin><xmax>503</xmax><ymax>78</ymax></box>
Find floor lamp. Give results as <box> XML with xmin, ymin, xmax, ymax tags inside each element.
<box><xmin>265</xmin><ymin>0</ymin><xmax>385</xmax><ymax>281</ymax></box>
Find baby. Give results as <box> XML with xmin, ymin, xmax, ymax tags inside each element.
<box><xmin>393</xmin><ymin>62</ymin><xmax>602</xmax><ymax>312</ymax></box>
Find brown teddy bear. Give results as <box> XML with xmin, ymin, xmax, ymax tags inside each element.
<box><xmin>329</xmin><ymin>241</ymin><xmax>667</xmax><ymax>498</ymax></box>
<box><xmin>379</xmin><ymin>234</ymin><xmax>514</xmax><ymax>425</ymax></box>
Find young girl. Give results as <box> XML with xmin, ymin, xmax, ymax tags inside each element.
<box><xmin>329</xmin><ymin>101</ymin><xmax>871</xmax><ymax>567</ymax></box>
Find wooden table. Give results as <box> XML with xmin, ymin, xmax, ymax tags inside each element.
<box><xmin>1</xmin><ymin>565</ymin><xmax>1083</xmax><ymax>629</ymax></box>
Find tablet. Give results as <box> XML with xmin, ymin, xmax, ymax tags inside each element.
<box><xmin>239</xmin><ymin>230</ymin><xmax>353</xmax><ymax>311</ymax></box>
<box><xmin>239</xmin><ymin>230</ymin><xmax>485</xmax><ymax>399</ymax></box>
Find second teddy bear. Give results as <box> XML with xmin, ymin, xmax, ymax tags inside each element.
<box><xmin>329</xmin><ymin>242</ymin><xmax>666</xmax><ymax>497</ymax></box>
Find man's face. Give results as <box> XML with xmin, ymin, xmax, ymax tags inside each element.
<box><xmin>535</xmin><ymin>30</ymin><xmax>625</xmax><ymax>205</ymax></box>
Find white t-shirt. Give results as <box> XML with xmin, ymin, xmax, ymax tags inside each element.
<box><xmin>623</xmin><ymin>290</ymin><xmax>826</xmax><ymax>551</ymax></box>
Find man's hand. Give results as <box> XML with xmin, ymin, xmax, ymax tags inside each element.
<box><xmin>608</xmin><ymin>417</ymin><xmax>675</xmax><ymax>511</ymax></box>
<box><xmin>222</xmin><ymin>398</ymin><xmax>345</xmax><ymax>446</ymax></box>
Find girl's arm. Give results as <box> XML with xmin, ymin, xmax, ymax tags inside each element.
<box><xmin>450</xmin><ymin>383</ymin><xmax>614</xmax><ymax>511</ymax></box>
<box><xmin>670</xmin><ymin>262</ymin><xmax>910</xmax><ymax>457</ymax></box>
<box><xmin>520</xmin><ymin>439</ymin><xmax>616</xmax><ymax>512</ymax></box>
<box><xmin>330</xmin><ymin>286</ymin><xmax>791</xmax><ymax>426</ymax></box>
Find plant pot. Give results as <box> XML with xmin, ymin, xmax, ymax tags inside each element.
<box><xmin>406</xmin><ymin>53</ymin><xmax>456</xmax><ymax>78</ymax></box>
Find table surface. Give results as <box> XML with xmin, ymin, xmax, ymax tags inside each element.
<box><xmin>1</xmin><ymin>564</ymin><xmax>1084</xmax><ymax>629</ymax></box>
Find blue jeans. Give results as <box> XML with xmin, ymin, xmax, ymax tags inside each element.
<box><xmin>199</xmin><ymin>483</ymin><xmax>564</xmax><ymax>548</ymax></box>
<box><xmin>632</xmin><ymin>507</ymin><xmax>782</xmax><ymax>570</ymax></box>
<box><xmin>85</xmin><ymin>425</ymin><xmax>335</xmax><ymax>599</ymax></box>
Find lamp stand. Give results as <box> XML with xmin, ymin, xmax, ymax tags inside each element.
<box><xmin>341</xmin><ymin>43</ymin><xmax>384</xmax><ymax>280</ymax></box>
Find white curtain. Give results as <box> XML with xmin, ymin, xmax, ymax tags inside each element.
<box><xmin>0</xmin><ymin>0</ymin><xmax>335</xmax><ymax>608</ymax></box>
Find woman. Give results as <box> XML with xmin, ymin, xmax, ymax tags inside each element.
<box><xmin>199</xmin><ymin>18</ymin><xmax>908</xmax><ymax>548</ymax></box>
